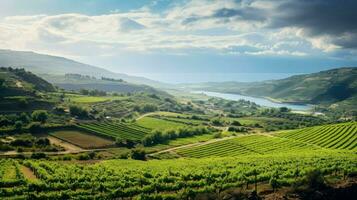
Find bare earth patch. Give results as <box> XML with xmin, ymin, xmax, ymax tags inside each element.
<box><xmin>48</xmin><ymin>136</ymin><xmax>83</xmax><ymax>151</ymax></box>
<box><xmin>50</xmin><ymin>130</ymin><xmax>114</xmax><ymax>149</ymax></box>
<box><xmin>21</xmin><ymin>165</ymin><xmax>37</xmax><ymax>181</ymax></box>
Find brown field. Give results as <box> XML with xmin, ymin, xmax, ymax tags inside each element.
<box><xmin>50</xmin><ymin>130</ymin><xmax>115</xmax><ymax>149</ymax></box>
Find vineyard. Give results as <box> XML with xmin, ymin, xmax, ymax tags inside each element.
<box><xmin>76</xmin><ymin>122</ymin><xmax>151</xmax><ymax>141</ymax></box>
<box><xmin>0</xmin><ymin>152</ymin><xmax>355</xmax><ymax>199</ymax></box>
<box><xmin>0</xmin><ymin>159</ymin><xmax>25</xmax><ymax>188</ymax></box>
<box><xmin>276</xmin><ymin>122</ymin><xmax>357</xmax><ymax>150</ymax></box>
<box><xmin>136</xmin><ymin>117</ymin><xmax>187</xmax><ymax>130</ymax></box>
<box><xmin>176</xmin><ymin>134</ymin><xmax>320</xmax><ymax>158</ymax></box>
<box><xmin>174</xmin><ymin>122</ymin><xmax>357</xmax><ymax>158</ymax></box>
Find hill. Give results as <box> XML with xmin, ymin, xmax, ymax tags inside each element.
<box><xmin>0</xmin><ymin>67</ymin><xmax>56</xmax><ymax>112</ymax></box>
<box><xmin>0</xmin><ymin>49</ymin><xmax>165</xmax><ymax>87</ymax></box>
<box><xmin>183</xmin><ymin>67</ymin><xmax>357</xmax><ymax>109</ymax></box>
<box><xmin>41</xmin><ymin>73</ymin><xmax>166</xmax><ymax>95</ymax></box>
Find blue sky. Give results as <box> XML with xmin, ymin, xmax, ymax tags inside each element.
<box><xmin>0</xmin><ymin>0</ymin><xmax>356</xmax><ymax>80</ymax></box>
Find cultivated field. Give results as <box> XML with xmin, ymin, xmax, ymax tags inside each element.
<box><xmin>69</xmin><ymin>96</ymin><xmax>125</xmax><ymax>103</ymax></box>
<box><xmin>175</xmin><ymin>122</ymin><xmax>357</xmax><ymax>158</ymax></box>
<box><xmin>1</xmin><ymin>152</ymin><xmax>355</xmax><ymax>199</ymax></box>
<box><xmin>77</xmin><ymin>122</ymin><xmax>151</xmax><ymax>141</ymax></box>
<box><xmin>176</xmin><ymin>134</ymin><xmax>320</xmax><ymax>158</ymax></box>
<box><xmin>50</xmin><ymin>130</ymin><xmax>115</xmax><ymax>149</ymax></box>
<box><xmin>135</xmin><ymin>116</ymin><xmax>187</xmax><ymax>130</ymax></box>
<box><xmin>276</xmin><ymin>122</ymin><xmax>357</xmax><ymax>150</ymax></box>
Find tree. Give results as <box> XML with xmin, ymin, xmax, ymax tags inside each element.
<box><xmin>279</xmin><ymin>107</ymin><xmax>290</xmax><ymax>112</ymax></box>
<box><xmin>131</xmin><ymin>148</ymin><xmax>146</xmax><ymax>160</ymax></box>
<box><xmin>231</xmin><ymin>120</ymin><xmax>241</xmax><ymax>126</ymax></box>
<box><xmin>18</xmin><ymin>98</ymin><xmax>29</xmax><ymax>109</ymax></box>
<box><xmin>28</xmin><ymin>122</ymin><xmax>43</xmax><ymax>134</ymax></box>
<box><xmin>14</xmin><ymin>121</ymin><xmax>23</xmax><ymax>131</ymax></box>
<box><xmin>0</xmin><ymin>78</ymin><xmax>4</xmax><ymax>87</ymax></box>
<box><xmin>69</xmin><ymin>105</ymin><xmax>88</xmax><ymax>119</ymax></box>
<box><xmin>19</xmin><ymin>112</ymin><xmax>30</xmax><ymax>124</ymax></box>
<box><xmin>31</xmin><ymin>110</ymin><xmax>48</xmax><ymax>123</ymax></box>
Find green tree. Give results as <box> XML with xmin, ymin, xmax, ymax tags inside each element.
<box><xmin>28</xmin><ymin>122</ymin><xmax>43</xmax><ymax>134</ymax></box>
<box><xmin>14</xmin><ymin>121</ymin><xmax>23</xmax><ymax>131</ymax></box>
<box><xmin>131</xmin><ymin>148</ymin><xmax>146</xmax><ymax>160</ymax></box>
<box><xmin>31</xmin><ymin>110</ymin><xmax>48</xmax><ymax>123</ymax></box>
<box><xmin>69</xmin><ymin>105</ymin><xmax>88</xmax><ymax>119</ymax></box>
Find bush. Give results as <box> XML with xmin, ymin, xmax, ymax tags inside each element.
<box><xmin>305</xmin><ymin>169</ymin><xmax>326</xmax><ymax>190</ymax></box>
<box><xmin>69</xmin><ymin>105</ymin><xmax>89</xmax><ymax>119</ymax></box>
<box><xmin>78</xmin><ymin>154</ymin><xmax>90</xmax><ymax>160</ymax></box>
<box><xmin>231</xmin><ymin>120</ymin><xmax>241</xmax><ymax>126</ymax></box>
<box><xmin>31</xmin><ymin>152</ymin><xmax>47</xmax><ymax>159</ymax></box>
<box><xmin>213</xmin><ymin>132</ymin><xmax>222</xmax><ymax>138</ymax></box>
<box><xmin>31</xmin><ymin>110</ymin><xmax>48</xmax><ymax>123</ymax></box>
<box><xmin>131</xmin><ymin>148</ymin><xmax>146</xmax><ymax>160</ymax></box>
<box><xmin>28</xmin><ymin>122</ymin><xmax>43</xmax><ymax>134</ymax></box>
<box><xmin>18</xmin><ymin>98</ymin><xmax>29</xmax><ymax>108</ymax></box>
<box><xmin>14</xmin><ymin>121</ymin><xmax>23</xmax><ymax>131</ymax></box>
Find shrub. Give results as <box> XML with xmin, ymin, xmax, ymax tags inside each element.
<box><xmin>305</xmin><ymin>169</ymin><xmax>326</xmax><ymax>190</ymax></box>
<box><xmin>14</xmin><ymin>121</ymin><xmax>23</xmax><ymax>131</ymax></box>
<box><xmin>31</xmin><ymin>110</ymin><xmax>48</xmax><ymax>123</ymax></box>
<box><xmin>131</xmin><ymin>148</ymin><xmax>146</xmax><ymax>160</ymax></box>
<box><xmin>28</xmin><ymin>122</ymin><xmax>43</xmax><ymax>134</ymax></box>
<box><xmin>213</xmin><ymin>132</ymin><xmax>222</xmax><ymax>138</ymax></box>
<box><xmin>69</xmin><ymin>105</ymin><xmax>89</xmax><ymax>119</ymax></box>
<box><xmin>31</xmin><ymin>152</ymin><xmax>47</xmax><ymax>159</ymax></box>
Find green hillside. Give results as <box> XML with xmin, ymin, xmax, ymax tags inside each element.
<box><xmin>0</xmin><ymin>67</ymin><xmax>56</xmax><ymax>112</ymax></box>
<box><xmin>41</xmin><ymin>73</ymin><xmax>166</xmax><ymax>95</ymax></box>
<box><xmin>184</xmin><ymin>67</ymin><xmax>357</xmax><ymax>110</ymax></box>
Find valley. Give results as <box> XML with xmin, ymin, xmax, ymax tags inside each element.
<box><xmin>0</xmin><ymin>55</ymin><xmax>356</xmax><ymax>199</ymax></box>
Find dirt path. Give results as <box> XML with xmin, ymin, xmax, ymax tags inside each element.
<box><xmin>21</xmin><ymin>165</ymin><xmax>37</xmax><ymax>181</ymax></box>
<box><xmin>149</xmin><ymin>135</ymin><xmax>246</xmax><ymax>156</ymax></box>
<box><xmin>136</xmin><ymin>112</ymin><xmax>157</xmax><ymax>120</ymax></box>
<box><xmin>48</xmin><ymin>136</ymin><xmax>83</xmax><ymax>151</ymax></box>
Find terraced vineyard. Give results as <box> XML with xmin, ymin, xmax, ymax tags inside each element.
<box><xmin>177</xmin><ymin>135</ymin><xmax>320</xmax><ymax>158</ymax></box>
<box><xmin>76</xmin><ymin>122</ymin><xmax>151</xmax><ymax>141</ymax></box>
<box><xmin>276</xmin><ymin>122</ymin><xmax>357</xmax><ymax>150</ymax></box>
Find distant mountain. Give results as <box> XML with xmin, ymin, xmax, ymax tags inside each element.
<box><xmin>182</xmin><ymin>67</ymin><xmax>357</xmax><ymax>108</ymax></box>
<box><xmin>0</xmin><ymin>49</ymin><xmax>165</xmax><ymax>87</ymax></box>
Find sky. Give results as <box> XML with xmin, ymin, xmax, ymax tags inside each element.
<box><xmin>0</xmin><ymin>0</ymin><xmax>357</xmax><ymax>81</ymax></box>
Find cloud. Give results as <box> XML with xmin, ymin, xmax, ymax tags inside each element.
<box><xmin>0</xmin><ymin>0</ymin><xmax>356</xmax><ymax>59</ymax></box>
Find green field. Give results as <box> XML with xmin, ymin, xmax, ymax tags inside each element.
<box><xmin>50</xmin><ymin>130</ymin><xmax>115</xmax><ymax>149</ymax></box>
<box><xmin>176</xmin><ymin>134</ymin><xmax>320</xmax><ymax>158</ymax></box>
<box><xmin>77</xmin><ymin>122</ymin><xmax>151</xmax><ymax>141</ymax></box>
<box><xmin>69</xmin><ymin>96</ymin><xmax>125</xmax><ymax>103</ymax></box>
<box><xmin>276</xmin><ymin>122</ymin><xmax>357</xmax><ymax>150</ymax></box>
<box><xmin>176</xmin><ymin>122</ymin><xmax>356</xmax><ymax>158</ymax></box>
<box><xmin>0</xmin><ymin>151</ymin><xmax>354</xmax><ymax>199</ymax></box>
<box><xmin>136</xmin><ymin>116</ymin><xmax>187</xmax><ymax>130</ymax></box>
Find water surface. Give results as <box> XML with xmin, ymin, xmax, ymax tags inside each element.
<box><xmin>194</xmin><ymin>91</ymin><xmax>312</xmax><ymax>111</ymax></box>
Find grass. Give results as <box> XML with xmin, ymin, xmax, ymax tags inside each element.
<box><xmin>136</xmin><ymin>116</ymin><xmax>186</xmax><ymax>130</ymax></box>
<box><xmin>50</xmin><ymin>130</ymin><xmax>115</xmax><ymax>149</ymax></box>
<box><xmin>69</xmin><ymin>96</ymin><xmax>125</xmax><ymax>103</ymax></box>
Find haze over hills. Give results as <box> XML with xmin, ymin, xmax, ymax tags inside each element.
<box><xmin>0</xmin><ymin>49</ymin><xmax>164</xmax><ymax>87</ymax></box>
<box><xmin>183</xmin><ymin>67</ymin><xmax>357</xmax><ymax>110</ymax></box>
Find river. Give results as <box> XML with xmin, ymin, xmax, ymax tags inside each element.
<box><xmin>193</xmin><ymin>91</ymin><xmax>313</xmax><ymax>111</ymax></box>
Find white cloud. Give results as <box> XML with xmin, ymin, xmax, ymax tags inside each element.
<box><xmin>0</xmin><ymin>0</ymin><xmax>352</xmax><ymax>58</ymax></box>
